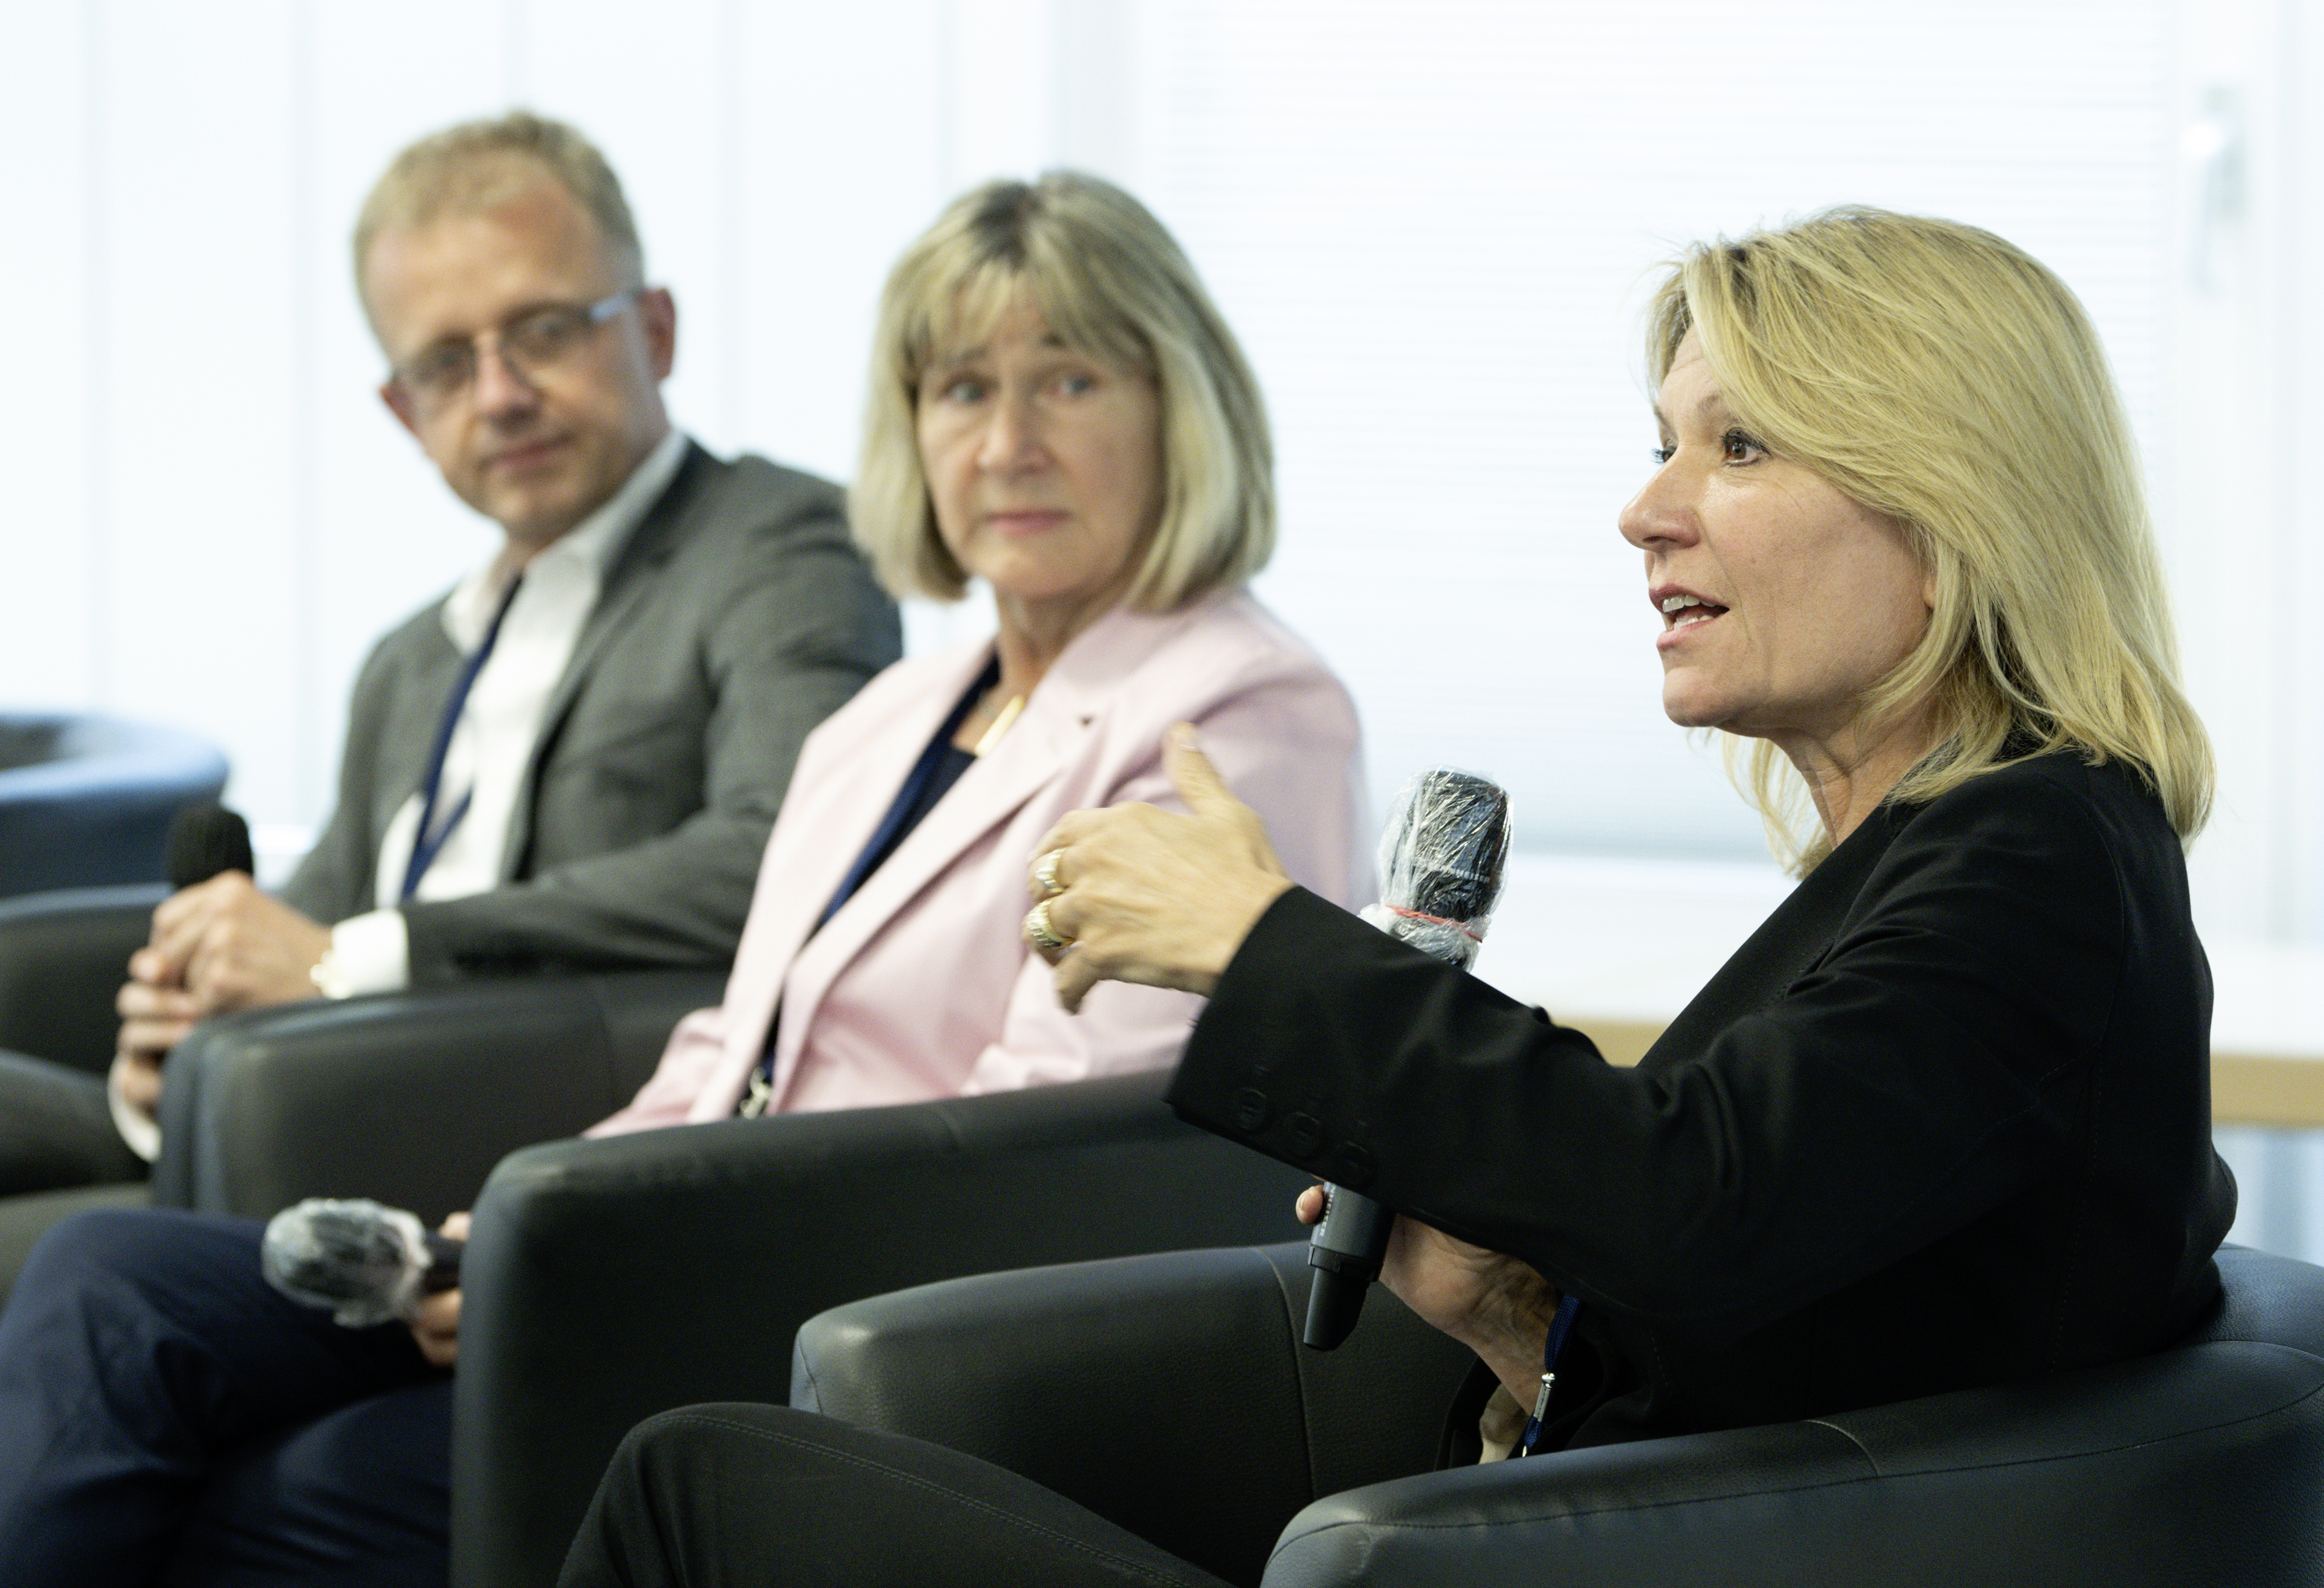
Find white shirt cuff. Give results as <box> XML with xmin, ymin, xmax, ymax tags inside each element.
<box><xmin>107</xmin><ymin>1070</ymin><xmax>163</xmax><ymax>1163</ymax></box>
<box><xmin>316</xmin><ymin>909</ymin><xmax>412</xmax><ymax>998</ymax></box>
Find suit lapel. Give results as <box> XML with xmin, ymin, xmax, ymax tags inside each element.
<box><xmin>806</xmin><ymin>683</ymin><xmax>1076</xmax><ymax>947</ymax></box>
<box><xmin>761</xmin><ymin>602</ymin><xmax>1202</xmax><ymax>1104</ymax></box>
<box><xmin>500</xmin><ymin>444</ymin><xmax>715</xmax><ymax>881</ymax></box>
<box><xmin>760</xmin><ymin>665</ymin><xmax>1075</xmax><ymax>1103</ymax></box>
<box><xmin>376</xmin><ymin>628</ymin><xmax>465</xmax><ymax>852</ymax></box>
<box><xmin>700</xmin><ymin>643</ymin><xmax>992</xmax><ymax>1089</ymax></box>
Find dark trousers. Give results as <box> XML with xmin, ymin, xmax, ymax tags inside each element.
<box><xmin>560</xmin><ymin>1403</ymin><xmax>1235</xmax><ymax>1588</ymax></box>
<box><xmin>0</xmin><ymin>1206</ymin><xmax>452</xmax><ymax>1586</ymax></box>
<box><xmin>0</xmin><ymin>1047</ymin><xmax>149</xmax><ymax>1195</ymax></box>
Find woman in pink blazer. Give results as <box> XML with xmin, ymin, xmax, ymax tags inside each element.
<box><xmin>598</xmin><ymin>590</ymin><xmax>1367</xmax><ymax>1129</ymax></box>
<box><xmin>596</xmin><ymin>168</ymin><xmax>1370</xmax><ymax>1131</ymax></box>
<box><xmin>0</xmin><ymin>171</ymin><xmax>1370</xmax><ymax>1588</ymax></box>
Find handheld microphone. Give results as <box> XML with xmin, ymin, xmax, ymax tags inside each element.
<box><xmin>164</xmin><ymin>802</ymin><xmax>254</xmax><ymax>889</ymax></box>
<box><xmin>260</xmin><ymin>1198</ymin><xmax>463</xmax><ymax>1328</ymax></box>
<box><xmin>1303</xmin><ymin>767</ymin><xmax>1510</xmax><ymax>1350</ymax></box>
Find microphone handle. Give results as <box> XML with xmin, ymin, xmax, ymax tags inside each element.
<box><xmin>421</xmin><ymin>1232</ymin><xmax>464</xmax><ymax>1295</ymax></box>
<box><xmin>1303</xmin><ymin>1180</ymin><xmax>1393</xmax><ymax>1349</ymax></box>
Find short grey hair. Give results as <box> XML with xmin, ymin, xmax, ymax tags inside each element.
<box><xmin>353</xmin><ymin>110</ymin><xmax>643</xmax><ymax>297</ymax></box>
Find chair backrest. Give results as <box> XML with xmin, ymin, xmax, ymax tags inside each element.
<box><xmin>0</xmin><ymin>712</ymin><xmax>228</xmax><ymax>898</ymax></box>
<box><xmin>2187</xmin><ymin>1241</ymin><xmax>2324</xmax><ymax>1353</ymax></box>
<box><xmin>454</xmin><ymin>1072</ymin><xmax>1316</xmax><ymax>1588</ymax></box>
<box><xmin>1266</xmin><ymin>1245</ymin><xmax>2324</xmax><ymax>1587</ymax></box>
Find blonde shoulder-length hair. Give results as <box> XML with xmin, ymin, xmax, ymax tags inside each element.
<box><xmin>852</xmin><ymin>171</ymin><xmax>1274</xmax><ymax>609</ymax></box>
<box><xmin>1647</xmin><ymin>206</ymin><xmax>2211</xmax><ymax>870</ymax></box>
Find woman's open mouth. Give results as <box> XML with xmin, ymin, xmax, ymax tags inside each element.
<box><xmin>1659</xmin><ymin>592</ymin><xmax>1728</xmax><ymax>632</ymax></box>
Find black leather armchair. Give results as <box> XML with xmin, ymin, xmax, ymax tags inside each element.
<box><xmin>0</xmin><ymin>967</ymin><xmax>723</xmax><ymax>1305</ymax></box>
<box><xmin>450</xmin><ymin>1072</ymin><xmax>1314</xmax><ymax>1588</ymax></box>
<box><xmin>0</xmin><ymin>884</ymin><xmax>165</xmax><ymax>1075</ymax></box>
<box><xmin>148</xmin><ymin>969</ymin><xmax>723</xmax><ymax>1222</ymax></box>
<box><xmin>790</xmin><ymin>1242</ymin><xmax>2324</xmax><ymax>1587</ymax></box>
<box><xmin>0</xmin><ymin>879</ymin><xmax>719</xmax><ymax>1216</ymax></box>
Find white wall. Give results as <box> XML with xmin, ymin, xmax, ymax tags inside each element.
<box><xmin>1</xmin><ymin>0</ymin><xmax>2316</xmax><ymax>953</ymax></box>
<box><xmin>0</xmin><ymin>0</ymin><xmax>957</xmax><ymax>842</ymax></box>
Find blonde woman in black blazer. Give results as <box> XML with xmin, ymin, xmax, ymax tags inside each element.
<box><xmin>559</xmin><ymin>209</ymin><xmax>2230</xmax><ymax>1585</ymax></box>
<box><xmin>1049</xmin><ymin>206</ymin><xmax>2228</xmax><ymax>1452</ymax></box>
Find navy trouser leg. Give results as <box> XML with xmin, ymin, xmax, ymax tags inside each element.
<box><xmin>160</xmin><ymin>1379</ymin><xmax>454</xmax><ymax>1588</ymax></box>
<box><xmin>0</xmin><ymin>1206</ymin><xmax>440</xmax><ymax>1586</ymax></box>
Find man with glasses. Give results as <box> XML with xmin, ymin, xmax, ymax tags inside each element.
<box><xmin>12</xmin><ymin>111</ymin><xmax>898</xmax><ymax>1192</ymax></box>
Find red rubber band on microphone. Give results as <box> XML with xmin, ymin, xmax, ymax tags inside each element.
<box><xmin>1383</xmin><ymin>904</ymin><xmax>1482</xmax><ymax>942</ymax></box>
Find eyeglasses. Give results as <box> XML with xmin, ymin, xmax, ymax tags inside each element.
<box><xmin>389</xmin><ymin>288</ymin><xmax>640</xmax><ymax>417</ymax></box>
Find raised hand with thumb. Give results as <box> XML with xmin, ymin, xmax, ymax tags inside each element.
<box><xmin>1027</xmin><ymin>723</ymin><xmax>1296</xmax><ymax>1013</ymax></box>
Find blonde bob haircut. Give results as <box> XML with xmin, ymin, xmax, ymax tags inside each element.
<box><xmin>1647</xmin><ymin>206</ymin><xmax>2212</xmax><ymax>870</ymax></box>
<box><xmin>853</xmin><ymin>171</ymin><xmax>1274</xmax><ymax>609</ymax></box>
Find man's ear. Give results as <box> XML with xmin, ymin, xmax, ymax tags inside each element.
<box><xmin>639</xmin><ymin>286</ymin><xmax>677</xmax><ymax>382</ymax></box>
<box><xmin>379</xmin><ymin>380</ymin><xmax>422</xmax><ymax>441</ymax></box>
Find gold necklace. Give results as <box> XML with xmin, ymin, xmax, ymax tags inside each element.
<box><xmin>971</xmin><ymin>693</ymin><xmax>1026</xmax><ymax>756</ymax></box>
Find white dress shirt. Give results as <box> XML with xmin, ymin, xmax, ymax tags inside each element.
<box><xmin>323</xmin><ymin>427</ymin><xmax>692</xmax><ymax>996</ymax></box>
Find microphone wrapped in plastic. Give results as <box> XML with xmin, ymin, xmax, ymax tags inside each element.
<box><xmin>1303</xmin><ymin>767</ymin><xmax>1510</xmax><ymax>1350</ymax></box>
<box><xmin>260</xmin><ymin>1198</ymin><xmax>463</xmax><ymax>1328</ymax></box>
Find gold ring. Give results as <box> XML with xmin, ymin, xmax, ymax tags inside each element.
<box><xmin>1034</xmin><ymin>849</ymin><xmax>1066</xmax><ymax>896</ymax></box>
<box><xmin>1025</xmin><ymin>900</ymin><xmax>1068</xmax><ymax>952</ymax></box>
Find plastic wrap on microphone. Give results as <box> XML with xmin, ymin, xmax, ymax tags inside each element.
<box><xmin>1355</xmin><ymin>768</ymin><xmax>1511</xmax><ymax>971</ymax></box>
<box><xmin>261</xmin><ymin>1198</ymin><xmax>460</xmax><ymax>1328</ymax></box>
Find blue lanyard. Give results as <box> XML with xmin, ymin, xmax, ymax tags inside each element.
<box><xmin>401</xmin><ymin>575</ymin><xmax>525</xmax><ymax>903</ymax></box>
<box><xmin>1514</xmin><ymin>1294</ymin><xmax>1584</xmax><ymax>1458</ymax></box>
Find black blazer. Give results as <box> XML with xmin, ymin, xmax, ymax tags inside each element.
<box><xmin>1168</xmin><ymin>752</ymin><xmax>2236</xmax><ymax>1447</ymax></box>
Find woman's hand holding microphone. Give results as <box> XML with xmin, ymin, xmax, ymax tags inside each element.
<box><xmin>1024</xmin><ymin>729</ymin><xmax>1562</xmax><ymax>1400</ymax></box>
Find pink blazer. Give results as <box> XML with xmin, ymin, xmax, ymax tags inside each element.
<box><xmin>591</xmin><ymin>591</ymin><xmax>1371</xmax><ymax>1134</ymax></box>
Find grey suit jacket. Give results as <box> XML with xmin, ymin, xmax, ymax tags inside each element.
<box><xmin>279</xmin><ymin>442</ymin><xmax>901</xmax><ymax>985</ymax></box>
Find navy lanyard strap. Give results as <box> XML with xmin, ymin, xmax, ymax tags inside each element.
<box><xmin>401</xmin><ymin>574</ymin><xmax>526</xmax><ymax>903</ymax></box>
<box><xmin>1514</xmin><ymin>1292</ymin><xmax>1583</xmax><ymax>1458</ymax></box>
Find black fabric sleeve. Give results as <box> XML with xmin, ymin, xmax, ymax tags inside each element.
<box><xmin>1167</xmin><ymin>767</ymin><xmax>2129</xmax><ymax>1353</ymax></box>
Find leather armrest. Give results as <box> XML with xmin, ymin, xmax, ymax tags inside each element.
<box><xmin>0</xmin><ymin>885</ymin><xmax>164</xmax><ymax>1075</ymax></box>
<box><xmin>1265</xmin><ymin>1323</ymin><xmax>2324</xmax><ymax>1587</ymax></box>
<box><xmin>149</xmin><ymin>968</ymin><xmax>721</xmax><ymax>1221</ymax></box>
<box><xmin>792</xmin><ymin>1242</ymin><xmax>1475</xmax><ymax>1586</ymax></box>
<box><xmin>799</xmin><ymin>1245</ymin><xmax>2324</xmax><ymax>1588</ymax></box>
<box><xmin>450</xmin><ymin>1072</ymin><xmax>1314</xmax><ymax>1588</ymax></box>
